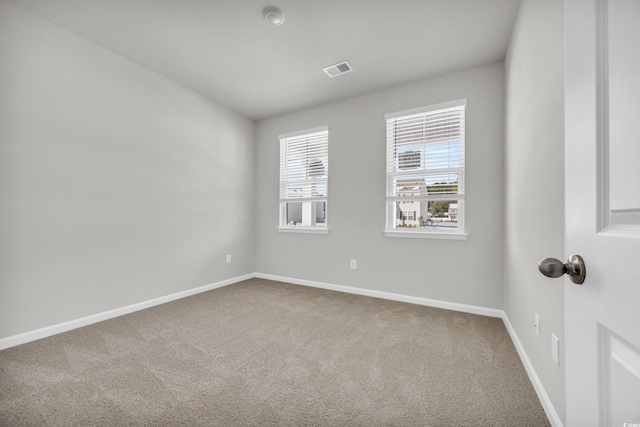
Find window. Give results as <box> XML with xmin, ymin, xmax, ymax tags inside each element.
<box><xmin>401</xmin><ymin>211</ymin><xmax>416</xmax><ymax>221</ymax></box>
<box><xmin>384</xmin><ymin>99</ymin><xmax>467</xmax><ymax>239</ymax></box>
<box><xmin>278</xmin><ymin>126</ymin><xmax>329</xmax><ymax>233</ymax></box>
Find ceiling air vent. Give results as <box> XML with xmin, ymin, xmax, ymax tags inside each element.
<box><xmin>323</xmin><ymin>61</ymin><xmax>353</xmax><ymax>78</ymax></box>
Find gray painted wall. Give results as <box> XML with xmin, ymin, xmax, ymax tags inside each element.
<box><xmin>255</xmin><ymin>63</ymin><xmax>505</xmax><ymax>309</ymax></box>
<box><xmin>504</xmin><ymin>0</ymin><xmax>565</xmax><ymax>422</ymax></box>
<box><xmin>1</xmin><ymin>4</ymin><xmax>567</xmax><ymax>422</ymax></box>
<box><xmin>0</xmin><ymin>3</ymin><xmax>256</xmax><ymax>339</ymax></box>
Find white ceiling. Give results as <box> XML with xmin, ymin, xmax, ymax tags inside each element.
<box><xmin>9</xmin><ymin>0</ymin><xmax>522</xmax><ymax>120</ymax></box>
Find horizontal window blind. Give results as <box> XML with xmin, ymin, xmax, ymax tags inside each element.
<box><xmin>386</xmin><ymin>102</ymin><xmax>465</xmax><ymax>202</ymax></box>
<box><xmin>280</xmin><ymin>128</ymin><xmax>328</xmax><ymax>202</ymax></box>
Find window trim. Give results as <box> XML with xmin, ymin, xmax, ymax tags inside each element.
<box><xmin>277</xmin><ymin>226</ymin><xmax>329</xmax><ymax>234</ymax></box>
<box><xmin>383</xmin><ymin>230</ymin><xmax>468</xmax><ymax>240</ymax></box>
<box><xmin>278</xmin><ymin>126</ymin><xmax>329</xmax><ymax>234</ymax></box>
<box><xmin>384</xmin><ymin>99</ymin><xmax>467</xmax><ymax>239</ymax></box>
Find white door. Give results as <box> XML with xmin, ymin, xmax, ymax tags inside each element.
<box><xmin>565</xmin><ymin>0</ymin><xmax>640</xmax><ymax>425</ymax></box>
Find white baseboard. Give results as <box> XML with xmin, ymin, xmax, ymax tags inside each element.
<box><xmin>0</xmin><ymin>273</ymin><xmax>254</xmax><ymax>351</ymax></box>
<box><xmin>254</xmin><ymin>272</ymin><xmax>503</xmax><ymax>318</ymax></box>
<box><xmin>502</xmin><ymin>313</ymin><xmax>564</xmax><ymax>427</ymax></box>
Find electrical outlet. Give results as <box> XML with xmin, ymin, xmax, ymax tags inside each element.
<box><xmin>350</xmin><ymin>259</ymin><xmax>357</xmax><ymax>270</ymax></box>
<box><xmin>534</xmin><ymin>314</ymin><xmax>540</xmax><ymax>337</ymax></box>
<box><xmin>551</xmin><ymin>333</ymin><xmax>559</xmax><ymax>366</ymax></box>
<box><xmin>226</xmin><ymin>254</ymin><xmax>232</xmax><ymax>264</ymax></box>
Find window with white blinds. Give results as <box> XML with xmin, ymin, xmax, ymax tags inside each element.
<box><xmin>384</xmin><ymin>99</ymin><xmax>466</xmax><ymax>238</ymax></box>
<box><xmin>278</xmin><ymin>126</ymin><xmax>329</xmax><ymax>232</ymax></box>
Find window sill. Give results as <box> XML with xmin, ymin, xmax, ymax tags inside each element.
<box><xmin>278</xmin><ymin>227</ymin><xmax>329</xmax><ymax>235</ymax></box>
<box><xmin>383</xmin><ymin>230</ymin><xmax>468</xmax><ymax>240</ymax></box>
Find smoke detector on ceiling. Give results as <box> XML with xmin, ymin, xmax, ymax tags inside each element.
<box><xmin>323</xmin><ymin>61</ymin><xmax>354</xmax><ymax>78</ymax></box>
<box><xmin>262</xmin><ymin>7</ymin><xmax>285</xmax><ymax>26</ymax></box>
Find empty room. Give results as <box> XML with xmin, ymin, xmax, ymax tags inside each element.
<box><xmin>1</xmin><ymin>0</ymin><xmax>639</xmax><ymax>426</ymax></box>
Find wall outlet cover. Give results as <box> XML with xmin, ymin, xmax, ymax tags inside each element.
<box><xmin>551</xmin><ymin>333</ymin><xmax>559</xmax><ymax>366</ymax></box>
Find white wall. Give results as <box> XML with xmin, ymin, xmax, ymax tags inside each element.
<box><xmin>255</xmin><ymin>63</ymin><xmax>505</xmax><ymax>309</ymax></box>
<box><xmin>0</xmin><ymin>3</ymin><xmax>255</xmax><ymax>339</ymax></box>
<box><xmin>504</xmin><ymin>0</ymin><xmax>565</xmax><ymax>422</ymax></box>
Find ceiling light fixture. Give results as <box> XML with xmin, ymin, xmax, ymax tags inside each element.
<box><xmin>262</xmin><ymin>7</ymin><xmax>285</xmax><ymax>26</ymax></box>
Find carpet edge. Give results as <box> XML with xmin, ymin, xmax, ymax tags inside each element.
<box><xmin>0</xmin><ymin>273</ymin><xmax>254</xmax><ymax>350</ymax></box>
<box><xmin>254</xmin><ymin>272</ymin><xmax>503</xmax><ymax>318</ymax></box>
<box><xmin>502</xmin><ymin>313</ymin><xmax>565</xmax><ymax>427</ymax></box>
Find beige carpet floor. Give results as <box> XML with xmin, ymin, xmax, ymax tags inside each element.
<box><xmin>0</xmin><ymin>278</ymin><xmax>550</xmax><ymax>426</ymax></box>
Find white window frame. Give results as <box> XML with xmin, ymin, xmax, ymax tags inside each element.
<box><xmin>278</xmin><ymin>126</ymin><xmax>329</xmax><ymax>234</ymax></box>
<box><xmin>384</xmin><ymin>99</ymin><xmax>468</xmax><ymax>240</ymax></box>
